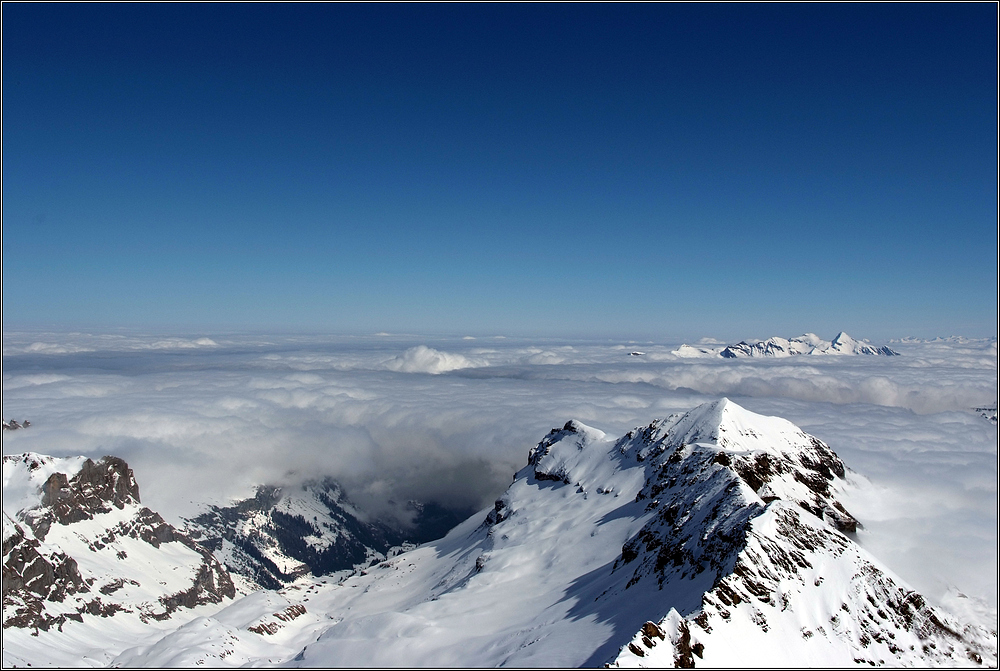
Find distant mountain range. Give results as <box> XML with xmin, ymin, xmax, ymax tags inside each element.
<box><xmin>3</xmin><ymin>400</ymin><xmax>995</xmax><ymax>667</ymax></box>
<box><xmin>674</xmin><ymin>332</ymin><xmax>899</xmax><ymax>358</ymax></box>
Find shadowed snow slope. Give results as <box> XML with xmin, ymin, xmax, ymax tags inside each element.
<box><xmin>3</xmin><ymin>400</ymin><xmax>995</xmax><ymax>667</ymax></box>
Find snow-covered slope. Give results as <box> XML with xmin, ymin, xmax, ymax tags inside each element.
<box><xmin>184</xmin><ymin>480</ymin><xmax>411</xmax><ymax>591</ymax></box>
<box><xmin>3</xmin><ymin>401</ymin><xmax>994</xmax><ymax>667</ymax></box>
<box><xmin>2</xmin><ymin>453</ymin><xmax>235</xmax><ymax>658</ymax></box>
<box><xmin>673</xmin><ymin>332</ymin><xmax>899</xmax><ymax>358</ymax></box>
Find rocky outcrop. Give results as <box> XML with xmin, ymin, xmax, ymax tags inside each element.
<box><xmin>2</xmin><ymin>517</ymin><xmax>91</xmax><ymax>631</ymax></box>
<box><xmin>2</xmin><ymin>454</ymin><xmax>235</xmax><ymax>632</ymax></box>
<box><xmin>24</xmin><ymin>456</ymin><xmax>140</xmax><ymax>541</ymax></box>
<box><xmin>974</xmin><ymin>404</ymin><xmax>998</xmax><ymax>425</ymax></box>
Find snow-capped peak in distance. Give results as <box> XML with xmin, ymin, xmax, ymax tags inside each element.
<box><xmin>3</xmin><ymin>401</ymin><xmax>994</xmax><ymax>667</ymax></box>
<box><xmin>672</xmin><ymin>332</ymin><xmax>900</xmax><ymax>358</ymax></box>
<box><xmin>825</xmin><ymin>331</ymin><xmax>900</xmax><ymax>356</ymax></box>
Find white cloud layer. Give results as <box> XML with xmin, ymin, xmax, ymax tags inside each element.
<box><xmin>2</xmin><ymin>331</ymin><xmax>996</xmax><ymax>616</ymax></box>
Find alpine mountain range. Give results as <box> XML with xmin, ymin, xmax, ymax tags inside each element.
<box><xmin>3</xmin><ymin>397</ymin><xmax>996</xmax><ymax>667</ymax></box>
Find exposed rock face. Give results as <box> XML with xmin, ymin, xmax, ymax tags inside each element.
<box><xmin>24</xmin><ymin>456</ymin><xmax>140</xmax><ymax>541</ymax></box>
<box><xmin>2</xmin><ymin>454</ymin><xmax>235</xmax><ymax>632</ymax></box>
<box><xmin>2</xmin><ymin>520</ymin><xmax>91</xmax><ymax>630</ymax></box>
<box><xmin>616</xmin><ymin>403</ymin><xmax>860</xmax><ymax>595</ymax></box>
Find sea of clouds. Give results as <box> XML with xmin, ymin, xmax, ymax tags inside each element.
<box><xmin>2</xmin><ymin>330</ymin><xmax>996</xmax><ymax>616</ymax></box>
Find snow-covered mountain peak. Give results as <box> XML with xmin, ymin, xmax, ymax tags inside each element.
<box><xmin>667</xmin><ymin>398</ymin><xmax>821</xmax><ymax>457</ymax></box>
<box><xmin>826</xmin><ymin>331</ymin><xmax>899</xmax><ymax>356</ymax></box>
<box><xmin>829</xmin><ymin>330</ymin><xmax>862</xmax><ymax>353</ymax></box>
<box><xmin>526</xmin><ymin>419</ymin><xmax>609</xmax><ymax>483</ymax></box>
<box><xmin>612</xmin><ymin>398</ymin><xmax>859</xmax><ymax>556</ymax></box>
<box><xmin>603</xmin><ymin>404</ymin><xmax>992</xmax><ymax>667</ymax></box>
<box><xmin>795</xmin><ymin>332</ymin><xmax>826</xmax><ymax>346</ymax></box>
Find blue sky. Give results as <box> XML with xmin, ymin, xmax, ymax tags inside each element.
<box><xmin>3</xmin><ymin>4</ymin><xmax>996</xmax><ymax>340</ymax></box>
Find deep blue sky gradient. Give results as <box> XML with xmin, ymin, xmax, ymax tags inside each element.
<box><xmin>3</xmin><ymin>4</ymin><xmax>996</xmax><ymax>339</ymax></box>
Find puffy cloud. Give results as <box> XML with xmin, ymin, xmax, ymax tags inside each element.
<box><xmin>383</xmin><ymin>346</ymin><xmax>485</xmax><ymax>374</ymax></box>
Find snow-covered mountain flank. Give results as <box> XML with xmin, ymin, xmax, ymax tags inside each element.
<box><xmin>3</xmin><ymin>400</ymin><xmax>995</xmax><ymax>667</ymax></box>
<box><xmin>673</xmin><ymin>332</ymin><xmax>899</xmax><ymax>358</ymax></box>
<box><xmin>183</xmin><ymin>480</ymin><xmax>463</xmax><ymax>591</ymax></box>
<box><xmin>2</xmin><ymin>454</ymin><xmax>234</xmax><ymax>637</ymax></box>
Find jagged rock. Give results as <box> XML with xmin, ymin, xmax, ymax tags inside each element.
<box><xmin>2</xmin><ymin>453</ymin><xmax>235</xmax><ymax>632</ymax></box>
